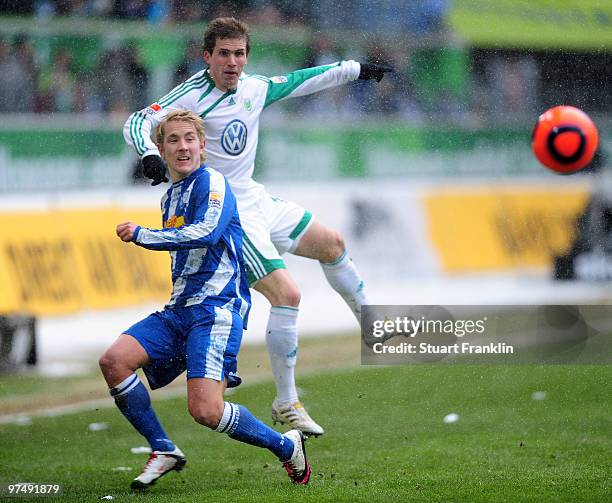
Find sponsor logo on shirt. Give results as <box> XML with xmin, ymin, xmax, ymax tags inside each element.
<box><xmin>145</xmin><ymin>103</ymin><xmax>162</xmax><ymax>114</ymax></box>
<box><xmin>228</xmin><ymin>97</ymin><xmax>236</xmax><ymax>106</ymax></box>
<box><xmin>221</xmin><ymin>119</ymin><xmax>248</xmax><ymax>156</ymax></box>
<box><xmin>164</xmin><ymin>215</ymin><xmax>185</xmax><ymax>228</ymax></box>
<box><xmin>270</xmin><ymin>76</ymin><xmax>288</xmax><ymax>84</ymax></box>
<box><xmin>209</xmin><ymin>191</ymin><xmax>222</xmax><ymax>208</ymax></box>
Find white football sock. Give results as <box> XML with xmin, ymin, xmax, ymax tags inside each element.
<box><xmin>265</xmin><ymin>306</ymin><xmax>299</xmax><ymax>405</ymax></box>
<box><xmin>321</xmin><ymin>250</ymin><xmax>369</xmax><ymax>324</ymax></box>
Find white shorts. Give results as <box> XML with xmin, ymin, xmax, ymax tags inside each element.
<box><xmin>232</xmin><ymin>182</ymin><xmax>314</xmax><ymax>285</ymax></box>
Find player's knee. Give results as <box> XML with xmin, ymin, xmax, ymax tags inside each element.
<box><xmin>98</xmin><ymin>351</ymin><xmax>118</xmax><ymax>377</ymax></box>
<box><xmin>189</xmin><ymin>402</ymin><xmax>223</xmax><ymax>429</ymax></box>
<box><xmin>321</xmin><ymin>230</ymin><xmax>346</xmax><ymax>263</ymax></box>
<box><xmin>258</xmin><ymin>272</ymin><xmax>301</xmax><ymax>306</ymax></box>
<box><xmin>99</xmin><ymin>348</ymin><xmax>138</xmax><ymax>382</ymax></box>
<box><xmin>275</xmin><ymin>283</ymin><xmax>301</xmax><ymax>307</ymax></box>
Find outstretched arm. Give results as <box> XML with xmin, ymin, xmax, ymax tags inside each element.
<box><xmin>123</xmin><ymin>172</ymin><xmax>235</xmax><ymax>251</ymax></box>
<box><xmin>264</xmin><ymin>60</ymin><xmax>394</xmax><ymax>107</ymax></box>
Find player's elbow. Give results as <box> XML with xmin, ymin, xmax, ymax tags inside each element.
<box><xmin>122</xmin><ymin>117</ymin><xmax>135</xmax><ymax>144</ymax></box>
<box><xmin>122</xmin><ymin>111</ymin><xmax>145</xmax><ymax>145</ymax></box>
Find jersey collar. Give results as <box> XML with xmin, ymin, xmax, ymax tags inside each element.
<box><xmin>171</xmin><ymin>164</ymin><xmax>206</xmax><ymax>187</ymax></box>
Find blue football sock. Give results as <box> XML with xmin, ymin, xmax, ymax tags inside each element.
<box><xmin>110</xmin><ymin>374</ymin><xmax>175</xmax><ymax>452</ymax></box>
<box><xmin>215</xmin><ymin>402</ymin><xmax>294</xmax><ymax>461</ymax></box>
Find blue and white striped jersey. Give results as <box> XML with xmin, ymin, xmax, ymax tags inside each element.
<box><xmin>133</xmin><ymin>165</ymin><xmax>250</xmax><ymax>324</ymax></box>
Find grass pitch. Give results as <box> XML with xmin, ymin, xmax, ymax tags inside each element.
<box><xmin>1</xmin><ymin>361</ymin><xmax>610</xmax><ymax>502</ymax></box>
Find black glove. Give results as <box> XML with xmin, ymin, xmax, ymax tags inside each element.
<box><xmin>358</xmin><ymin>63</ymin><xmax>393</xmax><ymax>82</ymax></box>
<box><xmin>142</xmin><ymin>155</ymin><xmax>168</xmax><ymax>186</ymax></box>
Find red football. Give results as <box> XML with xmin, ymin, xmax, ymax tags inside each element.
<box><xmin>531</xmin><ymin>105</ymin><xmax>599</xmax><ymax>174</ymax></box>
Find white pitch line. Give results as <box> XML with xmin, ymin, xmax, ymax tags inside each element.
<box><xmin>0</xmin><ymin>387</ymin><xmax>187</xmax><ymax>425</ymax></box>
<box><xmin>0</xmin><ymin>363</ymin><xmax>361</xmax><ymax>425</ymax></box>
<box><xmin>0</xmin><ymin>376</ymin><xmax>254</xmax><ymax>425</ymax></box>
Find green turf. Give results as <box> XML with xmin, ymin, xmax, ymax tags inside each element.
<box><xmin>1</xmin><ymin>365</ymin><xmax>610</xmax><ymax>502</ymax></box>
<box><xmin>0</xmin><ymin>371</ymin><xmax>97</xmax><ymax>399</ymax></box>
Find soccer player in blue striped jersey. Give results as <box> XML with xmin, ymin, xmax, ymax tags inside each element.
<box><xmin>100</xmin><ymin>110</ymin><xmax>311</xmax><ymax>490</ymax></box>
<box><xmin>124</xmin><ymin>17</ymin><xmax>392</xmax><ymax>437</ymax></box>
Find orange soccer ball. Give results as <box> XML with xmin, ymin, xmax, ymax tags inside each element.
<box><xmin>531</xmin><ymin>105</ymin><xmax>599</xmax><ymax>174</ymax></box>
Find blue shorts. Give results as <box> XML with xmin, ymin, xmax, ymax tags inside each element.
<box><xmin>124</xmin><ymin>303</ymin><xmax>243</xmax><ymax>390</ymax></box>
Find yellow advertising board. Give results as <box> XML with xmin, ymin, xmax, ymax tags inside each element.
<box><xmin>0</xmin><ymin>207</ymin><xmax>170</xmax><ymax>315</ymax></box>
<box><xmin>423</xmin><ymin>185</ymin><xmax>590</xmax><ymax>272</ymax></box>
<box><xmin>449</xmin><ymin>0</ymin><xmax>612</xmax><ymax>50</ymax></box>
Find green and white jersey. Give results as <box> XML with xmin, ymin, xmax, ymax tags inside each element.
<box><xmin>124</xmin><ymin>60</ymin><xmax>361</xmax><ymax>189</ymax></box>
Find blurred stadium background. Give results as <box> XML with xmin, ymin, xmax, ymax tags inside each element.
<box><xmin>1</xmin><ymin>2</ymin><xmax>611</xmax><ymax>501</ymax></box>
<box><xmin>0</xmin><ymin>0</ymin><xmax>610</xmax><ymax>406</ymax></box>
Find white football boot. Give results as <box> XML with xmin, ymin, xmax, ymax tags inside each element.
<box><xmin>281</xmin><ymin>429</ymin><xmax>311</xmax><ymax>485</ymax></box>
<box><xmin>272</xmin><ymin>399</ymin><xmax>324</xmax><ymax>437</ymax></box>
<box><xmin>131</xmin><ymin>446</ymin><xmax>186</xmax><ymax>490</ymax></box>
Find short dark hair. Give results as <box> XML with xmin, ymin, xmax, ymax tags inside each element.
<box><xmin>203</xmin><ymin>17</ymin><xmax>250</xmax><ymax>55</ymax></box>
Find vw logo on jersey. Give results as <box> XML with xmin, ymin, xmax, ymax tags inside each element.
<box><xmin>221</xmin><ymin>119</ymin><xmax>248</xmax><ymax>156</ymax></box>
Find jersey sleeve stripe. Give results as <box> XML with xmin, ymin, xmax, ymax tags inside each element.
<box><xmin>159</xmin><ymin>79</ymin><xmax>206</xmax><ymax>107</ymax></box>
<box><xmin>136</xmin><ymin>112</ymin><xmax>149</xmax><ymax>155</ymax></box>
<box><xmin>128</xmin><ymin>72</ymin><xmax>209</xmax><ymax>154</ymax></box>
<box><xmin>129</xmin><ymin>111</ymin><xmax>147</xmax><ymax>156</ymax></box>
<box><xmin>135</xmin><ymin>112</ymin><xmax>148</xmax><ymax>155</ymax></box>
<box><xmin>158</xmin><ymin>75</ymin><xmax>208</xmax><ymax>107</ymax></box>
<box><xmin>139</xmin><ymin>217</ymin><xmax>218</xmax><ymax>244</ymax></box>
<box><xmin>128</xmin><ymin>113</ymin><xmax>140</xmax><ymax>155</ymax></box>
<box><xmin>162</xmin><ymin>71</ymin><xmax>206</xmax><ymax>96</ymax></box>
<box><xmin>159</xmin><ymin>80</ymin><xmax>206</xmax><ymax>107</ymax></box>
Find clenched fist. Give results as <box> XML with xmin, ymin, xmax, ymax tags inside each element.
<box><xmin>116</xmin><ymin>221</ymin><xmax>138</xmax><ymax>242</ymax></box>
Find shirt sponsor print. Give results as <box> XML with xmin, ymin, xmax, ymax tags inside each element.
<box><xmin>164</xmin><ymin>215</ymin><xmax>185</xmax><ymax>228</ymax></box>
<box><xmin>208</xmin><ymin>191</ymin><xmax>222</xmax><ymax>208</ymax></box>
<box><xmin>221</xmin><ymin>119</ymin><xmax>248</xmax><ymax>156</ymax></box>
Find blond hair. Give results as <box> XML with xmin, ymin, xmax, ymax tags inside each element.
<box><xmin>156</xmin><ymin>110</ymin><xmax>206</xmax><ymax>163</ymax></box>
